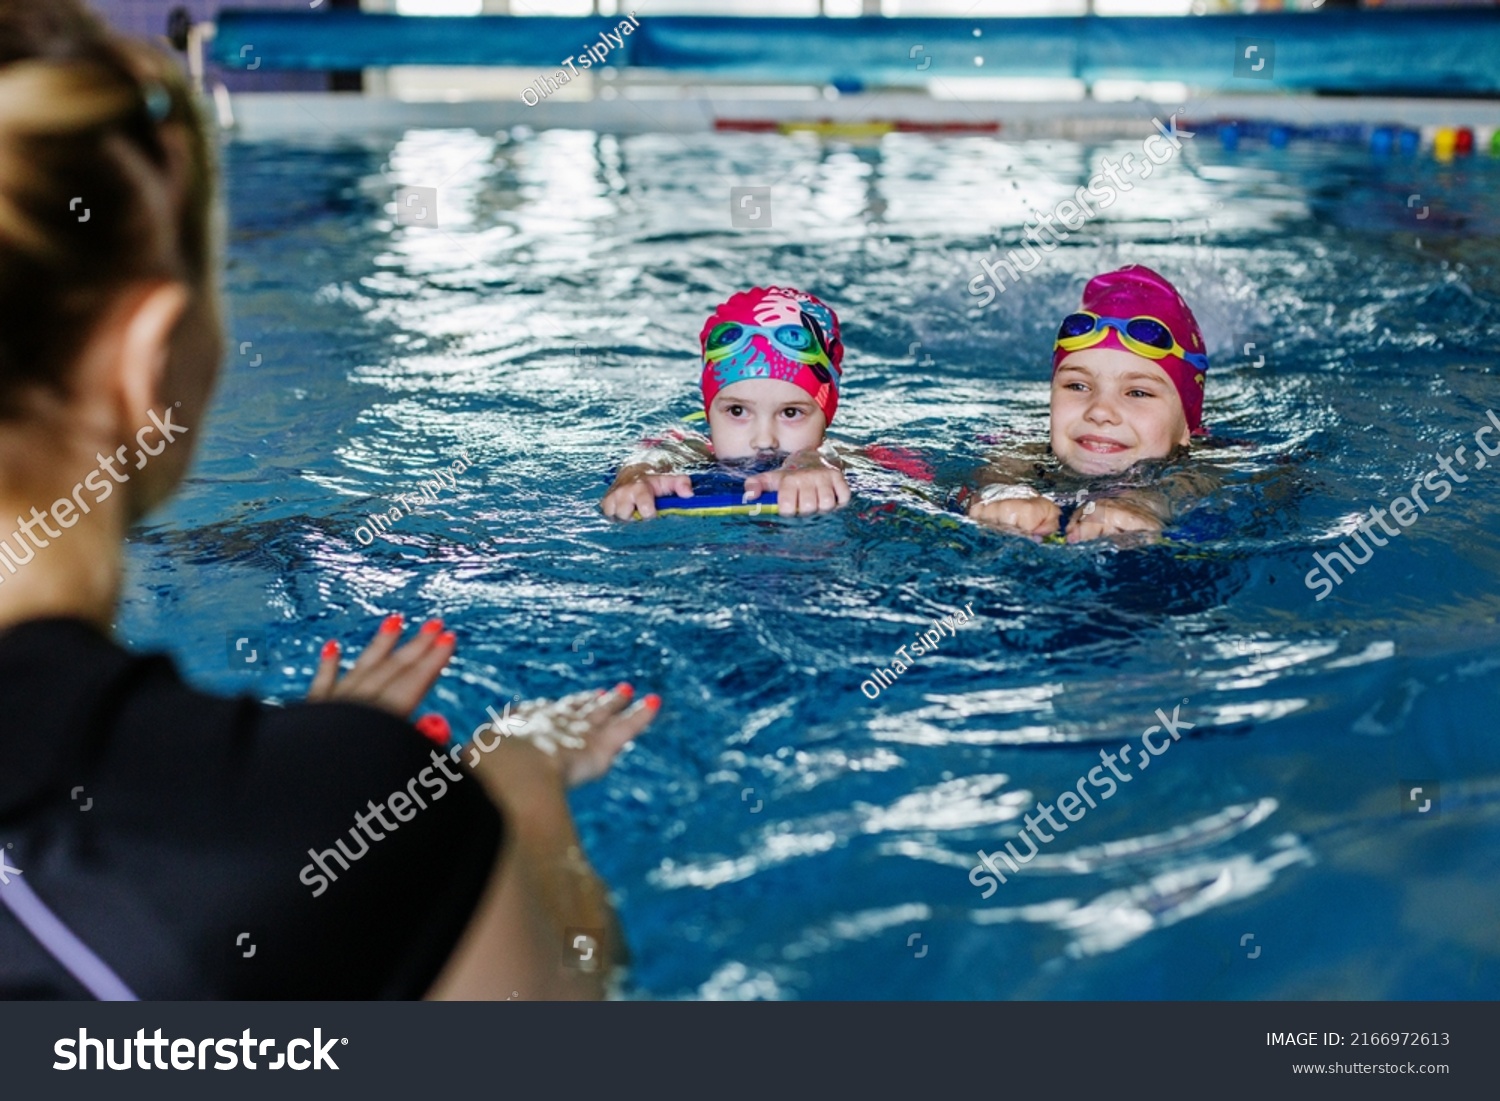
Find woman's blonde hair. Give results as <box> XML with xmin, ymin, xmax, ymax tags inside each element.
<box><xmin>0</xmin><ymin>0</ymin><xmax>216</xmax><ymax>418</ymax></box>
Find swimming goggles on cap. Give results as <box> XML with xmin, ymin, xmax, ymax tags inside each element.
<box><xmin>1055</xmin><ymin>312</ymin><xmax>1210</xmax><ymax>372</ymax></box>
<box><xmin>704</xmin><ymin>320</ymin><xmax>834</xmax><ymax>379</ymax></box>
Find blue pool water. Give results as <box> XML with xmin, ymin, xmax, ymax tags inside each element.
<box><xmin>119</xmin><ymin>123</ymin><xmax>1500</xmax><ymax>999</ymax></box>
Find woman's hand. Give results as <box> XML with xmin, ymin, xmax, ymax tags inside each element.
<box><xmin>968</xmin><ymin>489</ymin><xmax>1062</xmax><ymax>540</ymax></box>
<box><xmin>743</xmin><ymin>450</ymin><xmax>851</xmax><ymax>515</ymax></box>
<box><xmin>429</xmin><ymin>684</ymin><xmax>660</xmax><ymax>1002</ymax></box>
<box><xmin>308</xmin><ymin>615</ymin><xmax>456</xmax><ymax>719</ymax></box>
<box><xmin>601</xmin><ymin>470</ymin><xmax>692</xmax><ymax>521</ymax></box>
<box><xmin>1065</xmin><ymin>498</ymin><xmax>1164</xmax><ymax>544</ymax></box>
<box><xmin>490</xmin><ymin>684</ymin><xmax>660</xmax><ymax>791</ymax></box>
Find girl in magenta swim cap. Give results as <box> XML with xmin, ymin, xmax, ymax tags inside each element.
<box><xmin>969</xmin><ymin>265</ymin><xmax>1217</xmax><ymax>543</ymax></box>
<box><xmin>600</xmin><ymin>286</ymin><xmax>854</xmax><ymax>520</ymax></box>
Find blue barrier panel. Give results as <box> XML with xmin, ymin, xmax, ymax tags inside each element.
<box><xmin>626</xmin><ymin>16</ymin><xmax>1078</xmax><ymax>81</ymax></box>
<box><xmin>216</xmin><ymin>14</ymin><xmax>628</xmax><ymax>73</ymax></box>
<box><xmin>212</xmin><ymin>10</ymin><xmax>1500</xmax><ymax>95</ymax></box>
<box><xmin>1082</xmin><ymin>12</ymin><xmax>1495</xmax><ymax>94</ymax></box>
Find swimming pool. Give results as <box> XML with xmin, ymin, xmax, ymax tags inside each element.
<box><xmin>119</xmin><ymin>121</ymin><xmax>1500</xmax><ymax>999</ymax></box>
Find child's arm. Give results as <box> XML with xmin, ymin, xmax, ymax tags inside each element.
<box><xmin>972</xmin><ymin>448</ymin><xmax>1047</xmax><ymax>491</ymax></box>
<box><xmin>1066</xmin><ymin>465</ymin><xmax>1221</xmax><ymax>543</ymax></box>
<box><xmin>742</xmin><ymin>442</ymin><xmax>851</xmax><ymax>516</ymax></box>
<box><xmin>967</xmin><ymin>445</ymin><xmax>1062</xmax><ymax>539</ymax></box>
<box><xmin>969</xmin><ymin>484</ymin><xmax>1063</xmax><ymax>540</ymax></box>
<box><xmin>600</xmin><ymin>434</ymin><xmax>712</xmax><ymax>521</ymax></box>
<box><xmin>1063</xmin><ymin>495</ymin><xmax>1163</xmax><ymax>543</ymax></box>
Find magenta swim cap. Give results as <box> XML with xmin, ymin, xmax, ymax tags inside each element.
<box><xmin>1051</xmin><ymin>265</ymin><xmax>1209</xmax><ymax>435</ymax></box>
<box><xmin>700</xmin><ymin>286</ymin><xmax>844</xmax><ymax>426</ymax></box>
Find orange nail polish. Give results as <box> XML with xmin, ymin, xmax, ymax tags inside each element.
<box><xmin>616</xmin><ymin>682</ymin><xmax>634</xmax><ymax>700</ymax></box>
<box><xmin>642</xmin><ymin>693</ymin><xmax>661</xmax><ymax>711</ymax></box>
<box><xmin>380</xmin><ymin>614</ymin><xmax>403</xmax><ymax>634</ymax></box>
<box><xmin>420</xmin><ymin>619</ymin><xmax>443</xmax><ymax>635</ymax></box>
<box><xmin>437</xmin><ymin>631</ymin><xmax>457</xmax><ymax>647</ymax></box>
<box><xmin>414</xmin><ymin>714</ymin><xmax>451</xmax><ymax>745</ymax></box>
<box><xmin>320</xmin><ymin>640</ymin><xmax>340</xmax><ymax>660</ymax></box>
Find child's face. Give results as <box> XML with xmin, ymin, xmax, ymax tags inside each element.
<box><xmin>1050</xmin><ymin>347</ymin><xmax>1190</xmax><ymax>475</ymax></box>
<box><xmin>707</xmin><ymin>378</ymin><xmax>827</xmax><ymax>461</ymax></box>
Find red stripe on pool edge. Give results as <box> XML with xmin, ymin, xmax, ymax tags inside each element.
<box><xmin>715</xmin><ymin>120</ymin><xmax>781</xmax><ymax>132</ymax></box>
<box><xmin>893</xmin><ymin>121</ymin><xmax>1000</xmax><ymax>133</ymax></box>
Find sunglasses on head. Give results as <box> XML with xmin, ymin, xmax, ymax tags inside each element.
<box><xmin>1055</xmin><ymin>312</ymin><xmax>1210</xmax><ymax>373</ymax></box>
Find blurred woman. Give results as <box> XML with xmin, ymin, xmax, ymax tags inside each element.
<box><xmin>0</xmin><ymin>0</ymin><xmax>654</xmax><ymax>1000</ymax></box>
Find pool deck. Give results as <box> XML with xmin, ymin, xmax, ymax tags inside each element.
<box><xmin>220</xmin><ymin>90</ymin><xmax>1500</xmax><ymax>144</ymax></box>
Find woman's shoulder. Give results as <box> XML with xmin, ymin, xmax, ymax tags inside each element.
<box><xmin>0</xmin><ymin>616</ymin><xmax>431</xmax><ymax>779</ymax></box>
<box><xmin>0</xmin><ymin>617</ymin><xmax>501</xmax><ymax>1000</ymax></box>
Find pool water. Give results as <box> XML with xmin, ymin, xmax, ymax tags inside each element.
<box><xmin>119</xmin><ymin>121</ymin><xmax>1500</xmax><ymax>999</ymax></box>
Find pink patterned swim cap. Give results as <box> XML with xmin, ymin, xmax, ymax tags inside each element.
<box><xmin>699</xmin><ymin>286</ymin><xmax>845</xmax><ymax>427</ymax></box>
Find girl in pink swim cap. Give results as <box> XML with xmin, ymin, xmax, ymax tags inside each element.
<box><xmin>969</xmin><ymin>265</ymin><xmax>1219</xmax><ymax>543</ymax></box>
<box><xmin>600</xmin><ymin>286</ymin><xmax>854</xmax><ymax>520</ymax></box>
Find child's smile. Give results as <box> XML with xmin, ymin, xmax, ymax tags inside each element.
<box><xmin>1050</xmin><ymin>347</ymin><xmax>1191</xmax><ymax>475</ymax></box>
